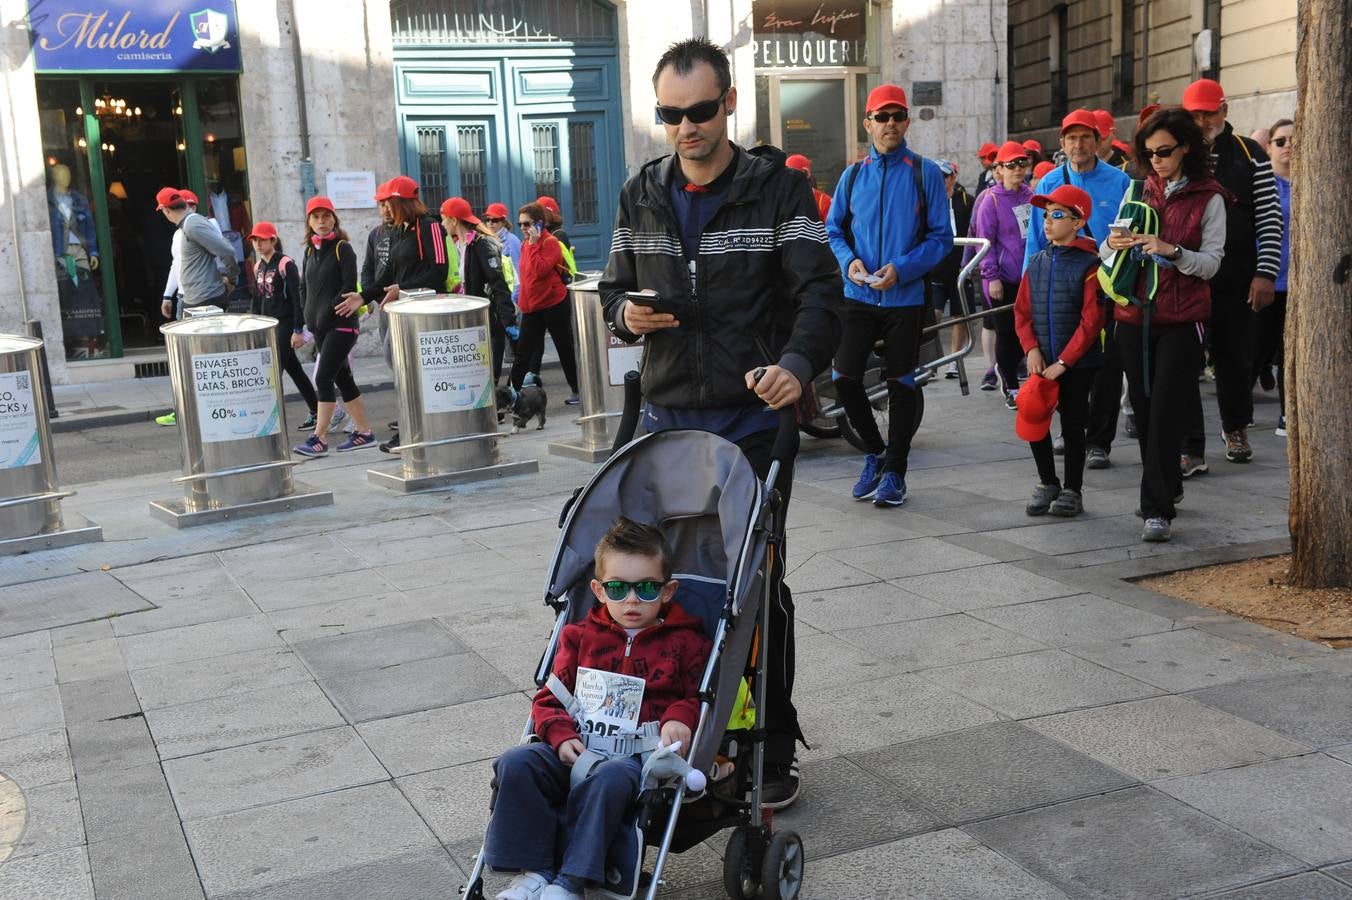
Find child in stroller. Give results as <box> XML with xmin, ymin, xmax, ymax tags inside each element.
<box><xmin>484</xmin><ymin>518</ymin><xmax>713</xmax><ymax>900</ymax></box>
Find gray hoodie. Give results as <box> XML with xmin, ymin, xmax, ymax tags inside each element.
<box><xmin>179</xmin><ymin>212</ymin><xmax>239</xmax><ymax>305</ymax></box>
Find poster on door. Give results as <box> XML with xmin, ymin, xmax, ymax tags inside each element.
<box><xmin>607</xmin><ymin>334</ymin><xmax>643</xmax><ymax>386</ymax></box>
<box><xmin>191</xmin><ymin>348</ymin><xmax>281</xmax><ymax>443</ymax></box>
<box><xmin>0</xmin><ymin>371</ymin><xmax>41</xmax><ymax>469</ymax></box>
<box><xmin>419</xmin><ymin>327</ymin><xmax>493</xmax><ymax>413</ymax></box>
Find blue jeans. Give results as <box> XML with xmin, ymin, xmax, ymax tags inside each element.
<box><xmin>484</xmin><ymin>743</ymin><xmax>642</xmax><ymax>884</ymax></box>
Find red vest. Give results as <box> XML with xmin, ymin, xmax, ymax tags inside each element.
<box><xmin>1116</xmin><ymin>175</ymin><xmax>1225</xmax><ymax>327</ymax></box>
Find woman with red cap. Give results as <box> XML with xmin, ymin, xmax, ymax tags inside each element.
<box><xmin>294</xmin><ymin>197</ymin><xmax>377</xmax><ymax>456</ymax></box>
<box><xmin>248</xmin><ymin>221</ymin><xmax>318</xmax><ymax>429</ymax></box>
<box><xmin>975</xmin><ymin>142</ymin><xmax>999</xmax><ymax>195</ymax></box>
<box><xmin>512</xmin><ymin>201</ymin><xmax>579</xmax><ymax>403</ymax></box>
<box><xmin>482</xmin><ymin>201</ymin><xmax>523</xmax><ymax>305</ymax></box>
<box><xmin>970</xmin><ymin>140</ymin><xmax>1036</xmax><ymax>405</ymax></box>
<box><xmin>784</xmin><ymin>154</ymin><xmax>832</xmax><ymax>221</ymax></box>
<box><xmin>535</xmin><ymin>195</ymin><xmax>576</xmax><ymax>278</ymax></box>
<box><xmin>440</xmin><ymin>197</ymin><xmax>515</xmax><ymax>383</ymax></box>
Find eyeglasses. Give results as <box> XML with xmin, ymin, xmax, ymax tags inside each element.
<box><xmin>1046</xmin><ymin>210</ymin><xmax>1080</xmax><ymax>221</ymax></box>
<box><xmin>600</xmin><ymin>579</ymin><xmax>666</xmax><ymax>602</ymax></box>
<box><xmin>484</xmin><ymin>216</ymin><xmax>505</xmax><ymax>224</ymax></box>
<box><xmin>1272</xmin><ymin>136</ymin><xmax>1293</xmax><ymax>148</ymax></box>
<box><xmin>654</xmin><ymin>92</ymin><xmax>727</xmax><ymax>126</ymax></box>
<box><xmin>866</xmin><ymin>110</ymin><xmax>908</xmax><ymax>124</ymax></box>
<box><xmin>1000</xmin><ymin>159</ymin><xmax>1030</xmax><ymax>169</ymax></box>
<box><xmin>517</xmin><ymin>221</ymin><xmax>534</xmax><ymax>229</ymax></box>
<box><xmin>1140</xmin><ymin>144</ymin><xmax>1180</xmax><ymax>160</ymax></box>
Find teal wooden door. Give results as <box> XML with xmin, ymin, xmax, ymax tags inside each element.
<box><xmin>518</xmin><ymin>110</ymin><xmax>613</xmax><ymax>270</ymax></box>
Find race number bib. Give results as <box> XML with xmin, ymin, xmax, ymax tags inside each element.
<box><xmin>574</xmin><ymin>667</ymin><xmax>646</xmax><ymax>738</ymax></box>
<box><xmin>1013</xmin><ymin>204</ymin><xmax>1033</xmax><ymax>239</ymax></box>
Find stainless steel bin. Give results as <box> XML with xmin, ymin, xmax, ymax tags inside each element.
<box><xmin>0</xmin><ymin>333</ymin><xmax>101</xmax><ymax>553</ymax></box>
<box><xmin>150</xmin><ymin>314</ymin><xmax>332</xmax><ymax>526</ymax></box>
<box><xmin>368</xmin><ymin>293</ymin><xmax>537</xmax><ymax>491</ymax></box>
<box><xmin>548</xmin><ymin>275</ymin><xmax>642</xmax><ymax>463</ymax></box>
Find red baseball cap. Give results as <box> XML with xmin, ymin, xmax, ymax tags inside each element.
<box><xmin>1138</xmin><ymin>103</ymin><xmax>1161</xmax><ymax>127</ymax></box>
<box><xmin>1031</xmin><ymin>184</ymin><xmax>1093</xmax><ymax>221</ymax></box>
<box><xmin>785</xmin><ymin>154</ymin><xmax>812</xmax><ymax>173</ymax></box>
<box><xmin>380</xmin><ymin>175</ymin><xmax>419</xmax><ymax>200</ymax></box>
<box><xmin>978</xmin><ymin>142</ymin><xmax>998</xmax><ymax>160</ymax></box>
<box><xmin>1033</xmin><ymin>161</ymin><xmax>1056</xmax><ymax>181</ymax></box>
<box><xmin>305</xmin><ymin>196</ymin><xmax>335</xmax><ymax>217</ymax></box>
<box><xmin>1021</xmin><ymin>139</ymin><xmax>1042</xmax><ymax>154</ymax></box>
<box><xmin>1060</xmin><ymin>109</ymin><xmax>1100</xmax><ymax>136</ymax></box>
<box><xmin>1015</xmin><ymin>374</ymin><xmax>1060</xmax><ymax>442</ymax></box>
<box><xmin>865</xmin><ymin>84</ymin><xmax>908</xmax><ymax>113</ymax></box>
<box><xmin>536</xmin><ymin>195</ymin><xmax>560</xmax><ymax>216</ymax></box>
<box><xmin>483</xmin><ymin>202</ymin><xmax>509</xmax><ymax>220</ymax></box>
<box><xmin>248</xmin><ymin>221</ymin><xmax>278</xmax><ymax>241</ymax></box>
<box><xmin>1093</xmin><ymin>109</ymin><xmax>1115</xmax><ymax>138</ymax></box>
<box><xmin>439</xmin><ymin>197</ymin><xmax>479</xmax><ymax>225</ymax></box>
<box><xmin>179</xmin><ymin>188</ymin><xmax>199</xmax><ymax>205</ymax></box>
<box><xmin>1182</xmin><ymin>78</ymin><xmax>1226</xmax><ymax>112</ymax></box>
<box><xmin>155</xmin><ymin>187</ymin><xmax>187</xmax><ymax>210</ymax></box>
<box><xmin>996</xmin><ymin>141</ymin><xmax>1030</xmax><ymax>164</ymax></box>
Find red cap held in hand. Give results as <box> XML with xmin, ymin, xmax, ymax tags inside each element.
<box><xmin>1015</xmin><ymin>374</ymin><xmax>1061</xmax><ymax>442</ymax></box>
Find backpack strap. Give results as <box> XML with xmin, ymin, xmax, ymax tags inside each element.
<box><xmin>910</xmin><ymin>149</ymin><xmax>928</xmax><ymax>247</ymax></box>
<box><xmin>838</xmin><ymin>160</ymin><xmax>864</xmax><ymax>257</ymax></box>
<box><xmin>1234</xmin><ymin>133</ymin><xmax>1255</xmax><ymax>164</ymax></box>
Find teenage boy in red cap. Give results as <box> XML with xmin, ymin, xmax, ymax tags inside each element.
<box><xmin>1014</xmin><ymin>185</ymin><xmax>1104</xmax><ymax>517</ymax></box>
<box><xmin>1179</xmin><ymin>77</ymin><xmax>1284</xmax><ymax>468</ymax></box>
<box><xmin>1093</xmin><ymin>110</ymin><xmax>1130</xmax><ymax>170</ymax></box>
<box><xmin>785</xmin><ymin>154</ymin><xmax>832</xmax><ymax>221</ymax></box>
<box><xmin>975</xmin><ymin>142</ymin><xmax>999</xmax><ymax>195</ymax></box>
<box><xmin>826</xmin><ymin>82</ymin><xmax>954</xmax><ymax>508</ymax></box>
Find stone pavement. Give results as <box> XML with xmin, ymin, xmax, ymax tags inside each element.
<box><xmin>2</xmin><ymin>377</ymin><xmax>1350</xmax><ymax>899</ymax></box>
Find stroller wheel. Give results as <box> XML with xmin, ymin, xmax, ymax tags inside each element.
<box><xmin>762</xmin><ymin>830</ymin><xmax>805</xmax><ymax>900</ymax></box>
<box><xmin>722</xmin><ymin>825</ymin><xmax>762</xmax><ymax>900</ymax></box>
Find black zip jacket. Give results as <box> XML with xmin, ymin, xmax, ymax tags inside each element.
<box><xmin>599</xmin><ymin>144</ymin><xmax>843</xmax><ymax>408</ymax></box>
<box><xmin>462</xmin><ymin>232</ymin><xmax>515</xmax><ymax>330</ymax></box>
<box><xmin>300</xmin><ymin>238</ymin><xmax>359</xmax><ymax>335</ymax></box>
<box><xmin>251</xmin><ymin>254</ymin><xmax>303</xmax><ymax>331</ymax></box>
<box><xmin>360</xmin><ymin>224</ymin><xmax>391</xmax><ymax>294</ymax></box>
<box><xmin>358</xmin><ymin>215</ymin><xmax>448</xmax><ymax>303</ymax></box>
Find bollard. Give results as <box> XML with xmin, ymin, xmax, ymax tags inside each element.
<box><xmin>149</xmin><ymin>314</ymin><xmax>333</xmax><ymax>526</ymax></box>
<box><xmin>0</xmin><ymin>333</ymin><xmax>101</xmax><ymax>554</ymax></box>
<box><xmin>368</xmin><ymin>293</ymin><xmax>538</xmax><ymax>492</ymax></box>
<box><xmin>547</xmin><ymin>275</ymin><xmax>642</xmax><ymax>463</ymax></box>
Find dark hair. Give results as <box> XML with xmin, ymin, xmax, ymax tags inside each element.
<box><xmin>595</xmin><ymin>517</ymin><xmax>674</xmax><ymax>581</ymax></box>
<box><xmin>251</xmin><ymin>235</ymin><xmax>285</xmax><ymax>256</ymax></box>
<box><xmin>1135</xmin><ymin>107</ymin><xmax>1209</xmax><ymax>181</ymax></box>
<box><xmin>303</xmin><ymin>211</ymin><xmax>349</xmax><ymax>245</ymax></box>
<box><xmin>386</xmin><ymin>196</ymin><xmax>428</xmax><ymax>228</ymax></box>
<box><xmin>652</xmin><ymin>37</ymin><xmax>731</xmax><ymax>94</ymax></box>
<box><xmin>1267</xmin><ymin>117</ymin><xmax>1294</xmax><ymax>139</ymax></box>
<box><xmin>517</xmin><ymin>202</ymin><xmax>547</xmax><ymax>225</ymax></box>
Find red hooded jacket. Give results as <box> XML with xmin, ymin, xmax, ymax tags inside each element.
<box><xmin>517</xmin><ymin>230</ymin><xmax>568</xmax><ymax>314</ymax></box>
<box><xmin>532</xmin><ymin>601</ymin><xmax>713</xmax><ymax>751</ymax></box>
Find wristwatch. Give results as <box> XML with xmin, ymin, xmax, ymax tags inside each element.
<box><xmin>1170</xmin><ymin>244</ymin><xmax>1184</xmax><ymax>261</ymax></box>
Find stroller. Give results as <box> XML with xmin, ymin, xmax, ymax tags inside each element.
<box><xmin>462</xmin><ymin>381</ymin><xmax>805</xmax><ymax>900</ymax></box>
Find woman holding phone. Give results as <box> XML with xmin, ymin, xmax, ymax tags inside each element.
<box><xmin>1103</xmin><ymin>107</ymin><xmax>1227</xmax><ymax>543</ymax></box>
<box><xmin>510</xmin><ymin>202</ymin><xmax>579</xmax><ymax>401</ymax></box>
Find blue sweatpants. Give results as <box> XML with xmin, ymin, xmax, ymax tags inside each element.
<box><xmin>484</xmin><ymin>742</ymin><xmax>642</xmax><ymax>884</ymax></box>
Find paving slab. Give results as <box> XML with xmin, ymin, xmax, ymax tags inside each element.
<box><xmin>0</xmin><ymin>685</ymin><xmax>64</xmax><ymax>738</ymax></box>
<box><xmin>890</xmin><ymin>562</ymin><xmax>1080</xmax><ymax>611</ymax></box>
<box><xmin>109</xmin><ymin>555</ymin><xmax>257</xmax><ymax>636</ymax></box>
<box><xmin>3</xmin><ymin>780</ymin><xmax>83</xmax><ymax>860</ymax></box>
<box><xmin>1187</xmin><ymin>673</ymin><xmax>1352</xmax><ymax>748</ymax></box>
<box><xmin>480</xmin><ymin>638</ymin><xmax>549</xmax><ymax>692</ymax></box>
<box><xmin>439</xmin><ymin>601</ymin><xmax>559</xmax><ymax>653</ymax></box>
<box><xmin>853</xmin><ymin>721</ymin><xmax>1136</xmax><ymax>824</ymax></box>
<box><xmin>0</xmin><ymin>572</ymin><xmax>152</xmax><ymax>638</ymax></box>
<box><xmin>1155</xmin><ymin>754</ymin><xmax>1352</xmax><ymax>866</ymax></box>
<box><xmin>1207</xmin><ymin>873</ymin><xmax>1352</xmax><ymax>899</ymax></box>
<box><xmin>145</xmin><ymin>680</ymin><xmax>345</xmax><ymax>759</ymax></box>
<box><xmin>1027</xmin><ymin>695</ymin><xmax>1310</xmax><ymax>780</ymax></box>
<box><xmin>794</xmin><ymin>581</ymin><xmax>951</xmax><ymax>631</ymax></box>
<box><xmin>965</xmin><ymin>786</ymin><xmax>1300</xmax><ymax>899</ymax></box>
<box><xmin>373</xmin><ymin>548</ymin><xmax>522</xmax><ymax>591</ymax></box>
<box><xmin>291</xmin><ymin>620</ymin><xmax>467</xmax><ymax>678</ymax></box>
<box><xmin>827</xmin><ymin>537</ymin><xmax>1000</xmax><ymax>580</ymax></box>
<box><xmin>800</xmin><ymin>828</ymin><xmax>1068</xmax><ymax>900</ymax></box>
<box><xmin>218</xmin><ymin>533</ymin><xmax>368</xmax><ymax>581</ymax></box>
<box><xmin>833</xmin><ymin>614</ymin><xmax>1047</xmax><ymax>672</ymax></box>
<box><xmin>183</xmin><ymin>782</ymin><xmax>441</xmax><ymax>898</ymax></box>
<box><xmin>773</xmin><ymin>756</ymin><xmax>940</xmax><ymax>857</ymax></box>
<box><xmin>267</xmin><ymin>593</ymin><xmax>430</xmax><ymax>644</ymax></box>
<box><xmin>212</xmin><ymin>848</ymin><xmax>463</xmax><ymax>900</ymax></box>
<box><xmin>794</xmin><ymin>672</ymin><xmax>1000</xmax><ymax>759</ymax></box>
<box><xmin>970</xmin><ymin>594</ymin><xmax>1177</xmax><ymax>646</ymax></box>
<box><xmin>357</xmin><ymin>693</ymin><xmax>531</xmax><ymax>777</ymax></box>
<box><xmin>1068</xmin><ymin>628</ymin><xmax>1314</xmax><ymax>692</ymax></box>
<box><xmin>320</xmin><ymin>651</ymin><xmax>515</xmax><ymax>723</ymax></box>
<box><xmin>65</xmin><ymin>714</ymin><xmax>161</xmax><ymax>774</ymax></box>
<box><xmin>0</xmin><ymin>728</ymin><xmax>73</xmax><ymax>789</ymax></box>
<box><xmin>791</xmin><ymin>632</ymin><xmax>901</xmax><ymax>693</ymax></box>
<box><xmin>1327</xmin><ymin>864</ymin><xmax>1352</xmax><ymax>887</ymax></box>
<box><xmin>76</xmin><ymin>762</ymin><xmax>180</xmax><ymax>843</ymax></box>
<box><xmin>118</xmin><ymin>614</ymin><xmax>283</xmax><ymax>671</ymax></box>
<box><xmin>163</xmin><ymin>726</ymin><xmax>388</xmax><ymax>820</ymax></box>
<box><xmin>51</xmin><ymin>637</ymin><xmax>125</xmax><ymax>684</ymax></box>
<box><xmin>780</xmin><ymin>552</ymin><xmax>879</xmax><ymax>594</ymax></box>
<box><xmin>0</xmin><ymin>646</ymin><xmax>56</xmax><ymax>695</ymax></box>
<box><xmin>395</xmin><ymin>760</ymin><xmax>496</xmax><ymax>870</ymax></box>
<box><xmin>58</xmin><ymin>670</ymin><xmax>139</xmax><ymax>722</ymax></box>
<box><xmin>130</xmin><ymin>645</ymin><xmax>314</xmax><ymax>709</ymax></box>
<box><xmin>242</xmin><ymin>568</ymin><xmax>399</xmax><ymax>614</ymax></box>
<box><xmin>922</xmin><ymin>649</ymin><xmax>1161</xmax><ymax>719</ymax></box>
<box><xmin>88</xmin><ymin>817</ymin><xmax>206</xmax><ymax>900</ymax></box>
<box><xmin>0</xmin><ymin>845</ymin><xmax>94</xmax><ymax>900</ymax></box>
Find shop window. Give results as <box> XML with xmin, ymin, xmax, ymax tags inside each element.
<box><xmin>531</xmin><ymin>123</ymin><xmax>561</xmax><ymax>200</ymax></box>
<box><xmin>194</xmin><ymin>78</ymin><xmax>250</xmax><ymax>269</ymax></box>
<box><xmin>416</xmin><ymin>126</ymin><xmax>450</xmax><ymax>211</ymax></box>
<box><xmin>567</xmin><ymin>121</ymin><xmax>598</xmax><ymax>224</ymax></box>
<box><xmin>456</xmin><ymin>125</ymin><xmax>489</xmax><ymax>214</ymax></box>
<box><xmin>37</xmin><ymin>79</ymin><xmax>108</xmax><ymax>360</ymax></box>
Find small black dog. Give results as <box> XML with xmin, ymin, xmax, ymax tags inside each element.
<box><xmin>495</xmin><ymin>375</ymin><xmax>547</xmax><ymax>433</ymax></box>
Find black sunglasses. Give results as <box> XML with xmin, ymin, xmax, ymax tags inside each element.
<box><xmin>1272</xmin><ymin>136</ymin><xmax>1292</xmax><ymax>148</ymax></box>
<box><xmin>655</xmin><ymin>92</ymin><xmax>727</xmax><ymax>126</ymax></box>
<box><xmin>1140</xmin><ymin>144</ymin><xmax>1180</xmax><ymax>160</ymax></box>
<box><xmin>600</xmin><ymin>579</ymin><xmax>666</xmax><ymax>602</ymax></box>
<box><xmin>867</xmin><ymin>110</ymin><xmax>908</xmax><ymax>124</ymax></box>
<box><xmin>1000</xmin><ymin>159</ymin><xmax>1030</xmax><ymax>169</ymax></box>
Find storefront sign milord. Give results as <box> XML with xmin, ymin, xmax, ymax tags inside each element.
<box><xmin>753</xmin><ymin>0</ymin><xmax>869</xmax><ymax>69</ymax></box>
<box><xmin>28</xmin><ymin>0</ymin><xmax>242</xmax><ymax>72</ymax></box>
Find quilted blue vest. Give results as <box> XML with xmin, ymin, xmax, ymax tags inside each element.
<box><xmin>1026</xmin><ymin>245</ymin><xmax>1102</xmax><ymax>368</ymax></box>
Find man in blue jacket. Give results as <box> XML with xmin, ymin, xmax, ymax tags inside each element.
<box><xmin>825</xmin><ymin>83</ymin><xmax>954</xmax><ymax>507</ymax></box>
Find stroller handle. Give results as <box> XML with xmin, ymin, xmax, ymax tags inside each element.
<box><xmin>611</xmin><ymin>369</ymin><xmax>644</xmax><ymax>454</ymax></box>
<box><xmin>770</xmin><ymin>406</ymin><xmax>799</xmax><ymax>469</ymax></box>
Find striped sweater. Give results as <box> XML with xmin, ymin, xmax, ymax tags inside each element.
<box><xmin>1208</xmin><ymin>123</ymin><xmax>1284</xmax><ymax>285</ymax></box>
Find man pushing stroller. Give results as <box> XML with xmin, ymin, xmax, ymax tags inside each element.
<box><xmin>484</xmin><ymin>518</ymin><xmax>712</xmax><ymax>900</ymax></box>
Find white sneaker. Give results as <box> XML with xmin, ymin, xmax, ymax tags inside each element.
<box><xmin>327</xmin><ymin>407</ymin><xmax>349</xmax><ymax>434</ymax></box>
<box><xmin>540</xmin><ymin>886</ymin><xmax>582</xmax><ymax>900</ymax></box>
<box><xmin>944</xmin><ymin>362</ymin><xmax>958</xmax><ymax>379</ymax></box>
<box><xmin>496</xmin><ymin>871</ymin><xmax>549</xmax><ymax>900</ymax></box>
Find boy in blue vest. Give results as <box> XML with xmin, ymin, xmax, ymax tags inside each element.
<box><xmin>1014</xmin><ymin>184</ymin><xmax>1104</xmax><ymax>518</ymax></box>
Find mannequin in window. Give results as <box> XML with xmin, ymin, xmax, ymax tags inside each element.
<box><xmin>47</xmin><ymin>163</ymin><xmax>106</xmax><ymax>358</ymax></box>
<box><xmin>208</xmin><ymin>179</ymin><xmax>246</xmax><ymax>263</ymax></box>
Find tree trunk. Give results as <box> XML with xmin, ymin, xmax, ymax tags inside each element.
<box><xmin>1288</xmin><ymin>0</ymin><xmax>1352</xmax><ymax>586</ymax></box>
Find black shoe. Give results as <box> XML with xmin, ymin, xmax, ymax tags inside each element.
<box><xmin>761</xmin><ymin>761</ymin><xmax>801</xmax><ymax>811</ymax></box>
<box><xmin>1085</xmin><ymin>446</ymin><xmax>1111</xmax><ymax>469</ymax></box>
<box><xmin>1259</xmin><ymin>367</ymin><xmax>1276</xmax><ymax>391</ymax></box>
<box><xmin>297</xmin><ymin>412</ymin><xmax>317</xmax><ymax>431</ymax></box>
<box><xmin>386</xmin><ymin>420</ymin><xmax>399</xmax><ymax>431</ymax></box>
<box><xmin>379</xmin><ymin>432</ymin><xmax>400</xmax><ymax>454</ymax></box>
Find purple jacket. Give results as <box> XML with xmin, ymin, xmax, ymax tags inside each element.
<box><xmin>970</xmin><ymin>182</ymin><xmax>1035</xmax><ymax>299</ymax></box>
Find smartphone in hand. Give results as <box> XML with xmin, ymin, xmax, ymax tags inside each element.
<box><xmin>625</xmin><ymin>291</ymin><xmax>667</xmax><ymax>312</ymax></box>
<box><xmin>1109</xmin><ymin>218</ymin><xmax>1134</xmax><ymax>238</ymax></box>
